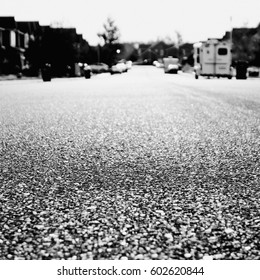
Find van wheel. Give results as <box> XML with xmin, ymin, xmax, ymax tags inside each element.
<box><xmin>195</xmin><ymin>74</ymin><xmax>199</xmax><ymax>79</ymax></box>
<box><xmin>228</xmin><ymin>75</ymin><xmax>232</xmax><ymax>79</ymax></box>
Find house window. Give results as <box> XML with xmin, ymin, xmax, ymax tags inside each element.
<box><xmin>20</xmin><ymin>33</ymin><xmax>25</xmax><ymax>48</ymax></box>
<box><xmin>0</xmin><ymin>30</ymin><xmax>3</xmax><ymax>45</ymax></box>
<box><xmin>218</xmin><ymin>48</ymin><xmax>228</xmax><ymax>55</ymax></box>
<box><xmin>16</xmin><ymin>31</ymin><xmax>20</xmax><ymax>47</ymax></box>
<box><xmin>10</xmin><ymin>31</ymin><xmax>16</xmax><ymax>47</ymax></box>
<box><xmin>24</xmin><ymin>33</ymin><xmax>29</xmax><ymax>48</ymax></box>
<box><xmin>196</xmin><ymin>48</ymin><xmax>200</xmax><ymax>63</ymax></box>
<box><xmin>3</xmin><ymin>30</ymin><xmax>10</xmax><ymax>46</ymax></box>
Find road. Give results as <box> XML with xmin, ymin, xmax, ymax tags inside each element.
<box><xmin>0</xmin><ymin>66</ymin><xmax>260</xmax><ymax>260</ymax></box>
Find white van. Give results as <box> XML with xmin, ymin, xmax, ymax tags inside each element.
<box><xmin>193</xmin><ymin>39</ymin><xmax>233</xmax><ymax>79</ymax></box>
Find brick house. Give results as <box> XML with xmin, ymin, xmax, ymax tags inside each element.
<box><xmin>0</xmin><ymin>16</ymin><xmax>28</xmax><ymax>74</ymax></box>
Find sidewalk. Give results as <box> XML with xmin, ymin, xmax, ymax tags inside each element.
<box><xmin>0</xmin><ymin>74</ymin><xmax>40</xmax><ymax>81</ymax></box>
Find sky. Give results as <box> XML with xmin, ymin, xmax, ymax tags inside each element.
<box><xmin>1</xmin><ymin>0</ymin><xmax>260</xmax><ymax>45</ymax></box>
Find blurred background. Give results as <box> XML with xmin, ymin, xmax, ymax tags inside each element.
<box><xmin>0</xmin><ymin>0</ymin><xmax>260</xmax><ymax>78</ymax></box>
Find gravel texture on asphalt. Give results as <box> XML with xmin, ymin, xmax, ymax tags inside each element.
<box><xmin>0</xmin><ymin>67</ymin><xmax>260</xmax><ymax>259</ymax></box>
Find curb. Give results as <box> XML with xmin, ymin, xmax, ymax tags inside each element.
<box><xmin>0</xmin><ymin>75</ymin><xmax>41</xmax><ymax>81</ymax></box>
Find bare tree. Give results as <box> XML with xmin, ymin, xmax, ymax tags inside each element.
<box><xmin>96</xmin><ymin>18</ymin><xmax>121</xmax><ymax>66</ymax></box>
<box><xmin>97</xmin><ymin>17</ymin><xmax>120</xmax><ymax>45</ymax></box>
<box><xmin>175</xmin><ymin>31</ymin><xmax>183</xmax><ymax>47</ymax></box>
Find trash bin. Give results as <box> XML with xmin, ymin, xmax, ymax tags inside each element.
<box><xmin>236</xmin><ymin>60</ymin><xmax>248</xmax><ymax>79</ymax></box>
<box><xmin>84</xmin><ymin>64</ymin><xmax>91</xmax><ymax>79</ymax></box>
<box><xmin>15</xmin><ymin>65</ymin><xmax>22</xmax><ymax>79</ymax></box>
<box><xmin>41</xmin><ymin>63</ymin><xmax>52</xmax><ymax>82</ymax></box>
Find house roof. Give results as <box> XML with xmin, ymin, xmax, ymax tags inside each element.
<box><xmin>0</xmin><ymin>16</ymin><xmax>16</xmax><ymax>29</ymax></box>
<box><xmin>16</xmin><ymin>21</ymin><xmax>41</xmax><ymax>34</ymax></box>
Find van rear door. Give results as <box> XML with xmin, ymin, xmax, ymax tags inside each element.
<box><xmin>201</xmin><ymin>43</ymin><xmax>216</xmax><ymax>75</ymax></box>
<box><xmin>215</xmin><ymin>45</ymin><xmax>231</xmax><ymax>75</ymax></box>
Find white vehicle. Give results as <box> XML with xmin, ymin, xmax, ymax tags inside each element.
<box><xmin>193</xmin><ymin>39</ymin><xmax>233</xmax><ymax>79</ymax></box>
<box><xmin>126</xmin><ymin>60</ymin><xmax>132</xmax><ymax>70</ymax></box>
<box><xmin>163</xmin><ymin>56</ymin><xmax>179</xmax><ymax>74</ymax></box>
<box><xmin>110</xmin><ymin>61</ymin><xmax>127</xmax><ymax>74</ymax></box>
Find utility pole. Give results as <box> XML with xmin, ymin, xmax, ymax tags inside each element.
<box><xmin>230</xmin><ymin>16</ymin><xmax>233</xmax><ymax>49</ymax></box>
<box><xmin>97</xmin><ymin>44</ymin><xmax>100</xmax><ymax>63</ymax></box>
<box><xmin>230</xmin><ymin>16</ymin><xmax>233</xmax><ymax>67</ymax></box>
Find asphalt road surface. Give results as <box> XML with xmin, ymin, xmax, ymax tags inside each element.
<box><xmin>0</xmin><ymin>67</ymin><xmax>260</xmax><ymax>260</ymax></box>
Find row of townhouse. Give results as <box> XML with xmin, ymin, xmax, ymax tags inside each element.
<box><xmin>0</xmin><ymin>17</ymin><xmax>35</xmax><ymax>74</ymax></box>
<box><xmin>0</xmin><ymin>16</ymin><xmax>195</xmax><ymax>75</ymax></box>
<box><xmin>137</xmin><ymin>41</ymin><xmax>194</xmax><ymax>65</ymax></box>
<box><xmin>0</xmin><ymin>16</ymin><xmax>89</xmax><ymax>76</ymax></box>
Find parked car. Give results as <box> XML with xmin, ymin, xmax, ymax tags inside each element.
<box><xmin>248</xmin><ymin>66</ymin><xmax>259</xmax><ymax>77</ymax></box>
<box><xmin>110</xmin><ymin>61</ymin><xmax>127</xmax><ymax>74</ymax></box>
<box><xmin>89</xmin><ymin>63</ymin><xmax>109</xmax><ymax>74</ymax></box>
<box><xmin>126</xmin><ymin>60</ymin><xmax>133</xmax><ymax>70</ymax></box>
<box><xmin>163</xmin><ymin>57</ymin><xmax>179</xmax><ymax>74</ymax></box>
<box><xmin>153</xmin><ymin>60</ymin><xmax>164</xmax><ymax>68</ymax></box>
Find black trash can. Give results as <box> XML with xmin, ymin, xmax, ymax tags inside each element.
<box><xmin>41</xmin><ymin>63</ymin><xmax>52</xmax><ymax>82</ymax></box>
<box><xmin>15</xmin><ymin>65</ymin><xmax>22</xmax><ymax>79</ymax></box>
<box><xmin>236</xmin><ymin>60</ymin><xmax>248</xmax><ymax>79</ymax></box>
<box><xmin>84</xmin><ymin>64</ymin><xmax>91</xmax><ymax>79</ymax></box>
